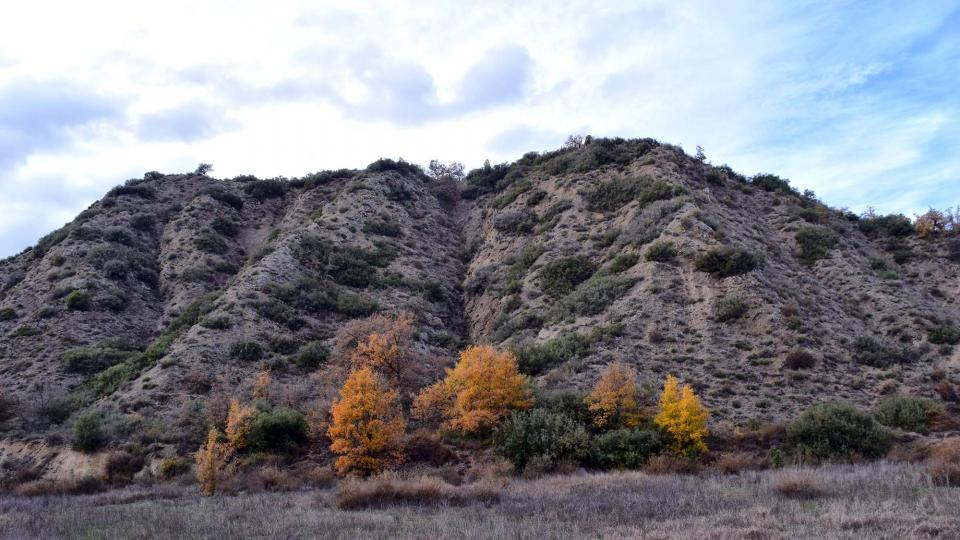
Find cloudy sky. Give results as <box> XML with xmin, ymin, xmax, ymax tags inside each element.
<box><xmin>0</xmin><ymin>0</ymin><xmax>957</xmax><ymax>257</ymax></box>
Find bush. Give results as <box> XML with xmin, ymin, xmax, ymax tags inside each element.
<box><xmin>105</xmin><ymin>451</ymin><xmax>145</xmax><ymax>483</ymax></box>
<box><xmin>194</xmin><ymin>231</ymin><xmax>228</xmax><ymax>254</ymax></box>
<box><xmin>851</xmin><ymin>336</ymin><xmax>918</xmax><ymax>367</ymax></box>
<box><xmin>211</xmin><ymin>217</ymin><xmax>239</xmax><ymax>237</ymax></box>
<box><xmin>539</xmin><ymin>256</ymin><xmax>597</xmax><ymax>298</ymax></box>
<box><xmin>230</xmin><ymin>341</ymin><xmax>263</xmax><ymax>362</ymax></box>
<box><xmin>874</xmin><ymin>395</ymin><xmax>941</xmax><ymax>433</ymax></box>
<box><xmin>786</xmin><ymin>402</ymin><xmax>892</xmax><ymax>460</ymax></box>
<box><xmin>584</xmin><ymin>177</ymin><xmax>679</xmax><ymax>212</ymax></box>
<box><xmin>72</xmin><ymin>411</ymin><xmax>107</xmax><ymax>452</ymax></box>
<box><xmin>243</xmin><ymin>179</ymin><xmax>287</xmax><ymax>201</ymax></box>
<box><xmin>246</xmin><ymin>408</ymin><xmax>308</xmax><ymax>452</ymax></box>
<box><xmin>64</xmin><ymin>289</ymin><xmax>91</xmax><ymax>311</ymax></box>
<box><xmin>858</xmin><ymin>213</ymin><xmax>912</xmax><ymax>237</ymax></box>
<box><xmin>293</xmin><ymin>341</ymin><xmax>329</xmax><ymax>369</ymax></box>
<box><xmin>363</xmin><ymin>218</ymin><xmax>402</xmax><ymax>237</ymax></box>
<box><xmin>0</xmin><ymin>307</ymin><xmax>17</xmax><ymax>321</ymax></box>
<box><xmin>929</xmin><ymin>324</ymin><xmax>960</xmax><ymax>345</ymax></box>
<box><xmin>106</xmin><ymin>185</ymin><xmax>156</xmax><ymax>199</ymax></box>
<box><xmin>645</xmin><ymin>241</ymin><xmax>676</xmax><ymax>262</ymax></box>
<box><xmin>130</xmin><ymin>213</ymin><xmax>156</xmax><ymax>230</ymax></box>
<box><xmin>513</xmin><ymin>334</ymin><xmax>589</xmax><ymax>375</ymax></box>
<box><xmin>551</xmin><ymin>275</ymin><xmax>635</xmax><ymax>319</ymax></box>
<box><xmin>795</xmin><ymin>226</ymin><xmax>837</xmax><ymax>265</ymax></box>
<box><xmin>494</xmin><ymin>409</ymin><xmax>589</xmax><ymax>471</ymax></box>
<box><xmin>695</xmin><ymin>247</ymin><xmax>761</xmax><ymax>277</ymax></box>
<box><xmin>750</xmin><ymin>173</ymin><xmax>793</xmax><ymax>193</ymax></box>
<box><xmin>335</xmin><ymin>292</ymin><xmax>378</xmax><ymax>317</ymax></box>
<box><xmin>492</xmin><ymin>209</ymin><xmax>536</xmax><ymax>235</ymax></box>
<box><xmin>60</xmin><ymin>346</ymin><xmax>136</xmax><ymax>375</ymax></box>
<box><xmin>714</xmin><ymin>297</ymin><xmax>746</xmax><ymax>322</ymax></box>
<box><xmin>365</xmin><ymin>158</ymin><xmax>423</xmax><ymax>176</ymax></box>
<box><xmin>206</xmin><ymin>189</ymin><xmax>244</xmax><ymax>210</ymax></box>
<box><xmin>586</xmin><ymin>427</ymin><xmax>664</xmax><ymax>469</ymax></box>
<box><xmin>607</xmin><ymin>253</ymin><xmax>639</xmax><ymax>273</ymax></box>
<box><xmin>784</xmin><ymin>349</ymin><xmax>817</xmax><ymax>370</ymax></box>
<box><xmin>157</xmin><ymin>457</ymin><xmax>191</xmax><ymax>479</ymax></box>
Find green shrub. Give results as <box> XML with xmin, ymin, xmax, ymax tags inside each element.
<box><xmin>32</xmin><ymin>225</ymin><xmax>71</xmax><ymax>259</ymax></box>
<box><xmin>858</xmin><ymin>213</ymin><xmax>912</xmax><ymax>237</ymax></box>
<box><xmin>200</xmin><ymin>315</ymin><xmax>232</xmax><ymax>330</ymax></box>
<box><xmin>494</xmin><ymin>409</ymin><xmax>589</xmax><ymax>471</ymax></box>
<box><xmin>929</xmin><ymin>324</ymin><xmax>960</xmax><ymax>345</ymax></box>
<box><xmin>540</xmin><ymin>256</ymin><xmax>598</xmax><ymax>298</ymax></box>
<box><xmin>645</xmin><ymin>241</ymin><xmax>676</xmax><ymax>262</ymax></box>
<box><xmin>293</xmin><ymin>341</ymin><xmax>329</xmax><ymax>369</ymax></box>
<box><xmin>714</xmin><ymin>297</ymin><xmax>747</xmax><ymax>322</ymax></box>
<box><xmin>784</xmin><ymin>349</ymin><xmax>817</xmax><ymax>370</ymax></box>
<box><xmin>243</xmin><ymin>179</ymin><xmax>287</xmax><ymax>201</ymax></box>
<box><xmin>584</xmin><ymin>177</ymin><xmax>679</xmax><ymax>212</ymax></box>
<box><xmin>60</xmin><ymin>346</ymin><xmax>137</xmax><ymax>375</ymax></box>
<box><xmin>95</xmin><ymin>291</ymin><xmax>128</xmax><ymax>313</ymax></box>
<box><xmin>874</xmin><ymin>395</ymin><xmax>941</xmax><ymax>433</ymax></box>
<box><xmin>230</xmin><ymin>341</ymin><xmax>263</xmax><ymax>362</ymax></box>
<box><xmin>513</xmin><ymin>334</ymin><xmax>589</xmax><ymax>375</ymax></box>
<box><xmin>552</xmin><ymin>275</ymin><xmax>635</xmax><ymax>319</ymax></box>
<box><xmin>538</xmin><ymin>389</ymin><xmax>592</xmax><ymax>426</ymax></box>
<box><xmin>795</xmin><ymin>226</ymin><xmax>837</xmax><ymax>265</ymax></box>
<box><xmin>335</xmin><ymin>292</ymin><xmax>378</xmax><ymax>317</ymax></box>
<box><xmin>106</xmin><ymin>184</ymin><xmax>156</xmax><ymax>200</ymax></box>
<box><xmin>157</xmin><ymin>457</ymin><xmax>190</xmax><ymax>479</ymax></box>
<box><xmin>194</xmin><ymin>231</ymin><xmax>228</xmax><ymax>254</ymax></box>
<box><xmin>0</xmin><ymin>308</ymin><xmax>17</xmax><ymax>321</ymax></box>
<box><xmin>64</xmin><ymin>290</ymin><xmax>92</xmax><ymax>311</ymax></box>
<box><xmin>328</xmin><ymin>245</ymin><xmax>395</xmax><ymax>287</ymax></box>
<box><xmin>72</xmin><ymin>411</ymin><xmax>107</xmax><ymax>452</ymax></box>
<box><xmin>492</xmin><ymin>179</ymin><xmax>532</xmax><ymax>209</ymax></box>
<box><xmin>211</xmin><ymin>217</ymin><xmax>239</xmax><ymax>237</ymax></box>
<box><xmin>607</xmin><ymin>253</ymin><xmax>639</xmax><ymax>273</ymax></box>
<box><xmin>206</xmin><ymin>188</ymin><xmax>244</xmax><ymax>210</ymax></box>
<box><xmin>786</xmin><ymin>402</ymin><xmax>892</xmax><ymax>460</ymax></box>
<box><xmin>506</xmin><ymin>244</ymin><xmax>544</xmax><ymax>281</ymax></box>
<box><xmin>130</xmin><ymin>213</ymin><xmax>156</xmax><ymax>230</ymax></box>
<box><xmin>750</xmin><ymin>173</ymin><xmax>794</xmax><ymax>193</ymax></box>
<box><xmin>851</xmin><ymin>336</ymin><xmax>918</xmax><ymax>367</ymax></box>
<box><xmin>695</xmin><ymin>247</ymin><xmax>761</xmax><ymax>277</ymax></box>
<box><xmin>492</xmin><ymin>209</ymin><xmax>537</xmax><ymax>235</ymax></box>
<box><xmin>586</xmin><ymin>427</ymin><xmax>664</xmax><ymax>469</ymax></box>
<box><xmin>246</xmin><ymin>408</ymin><xmax>308</xmax><ymax>452</ymax></box>
<box><xmin>362</xmin><ymin>217</ymin><xmax>402</xmax><ymax>237</ymax></box>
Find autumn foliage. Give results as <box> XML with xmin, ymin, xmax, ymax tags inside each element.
<box><xmin>655</xmin><ymin>374</ymin><xmax>709</xmax><ymax>456</ymax></box>
<box><xmin>328</xmin><ymin>367</ymin><xmax>407</xmax><ymax>475</ymax></box>
<box><xmin>413</xmin><ymin>345</ymin><xmax>533</xmax><ymax>435</ymax></box>
<box><xmin>225</xmin><ymin>398</ymin><xmax>257</xmax><ymax>452</ymax></box>
<box><xmin>584</xmin><ymin>362</ymin><xmax>642</xmax><ymax>429</ymax></box>
<box><xmin>195</xmin><ymin>428</ymin><xmax>231</xmax><ymax>496</ymax></box>
<box><xmin>350</xmin><ymin>312</ymin><xmax>415</xmax><ymax>385</ymax></box>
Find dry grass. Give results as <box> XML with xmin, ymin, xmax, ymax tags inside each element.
<box><xmin>0</xmin><ymin>462</ymin><xmax>958</xmax><ymax>539</ymax></box>
<box><xmin>772</xmin><ymin>470</ymin><xmax>829</xmax><ymax>499</ymax></box>
<box><xmin>335</xmin><ymin>473</ymin><xmax>502</xmax><ymax>509</ymax></box>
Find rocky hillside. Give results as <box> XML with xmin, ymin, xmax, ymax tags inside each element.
<box><xmin>1</xmin><ymin>138</ymin><xmax>958</xmax><ymax>451</ymax></box>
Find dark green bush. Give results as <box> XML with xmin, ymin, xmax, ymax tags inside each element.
<box><xmin>246</xmin><ymin>408</ymin><xmax>308</xmax><ymax>452</ymax></box>
<box><xmin>786</xmin><ymin>402</ymin><xmax>892</xmax><ymax>460</ymax></box>
<box><xmin>365</xmin><ymin>158</ymin><xmax>423</xmax><ymax>176</ymax></box>
<box><xmin>492</xmin><ymin>209</ymin><xmax>537</xmax><ymax>235</ymax></box>
<box><xmin>586</xmin><ymin>427</ymin><xmax>664</xmax><ymax>469</ymax></box>
<box><xmin>0</xmin><ymin>308</ymin><xmax>17</xmax><ymax>321</ymax></box>
<box><xmin>362</xmin><ymin>217</ymin><xmax>402</xmax><ymax>237</ymax></box>
<box><xmin>293</xmin><ymin>341</ymin><xmax>329</xmax><ymax>370</ymax></box>
<box><xmin>32</xmin><ymin>226</ymin><xmax>71</xmax><ymax>259</ymax></box>
<box><xmin>694</xmin><ymin>247</ymin><xmax>761</xmax><ymax>277</ymax></box>
<box><xmin>750</xmin><ymin>173</ymin><xmax>794</xmax><ymax>193</ymax></box>
<box><xmin>64</xmin><ymin>290</ymin><xmax>92</xmax><ymax>311</ymax></box>
<box><xmin>230</xmin><ymin>341</ymin><xmax>263</xmax><ymax>362</ymax></box>
<box><xmin>329</xmin><ymin>245</ymin><xmax>394</xmax><ymax>287</ymax></box>
<box><xmin>206</xmin><ymin>189</ymin><xmax>244</xmax><ymax>210</ymax></box>
<box><xmin>243</xmin><ymin>179</ymin><xmax>287</xmax><ymax>201</ymax></box>
<box><xmin>72</xmin><ymin>411</ymin><xmax>107</xmax><ymax>452</ymax></box>
<box><xmin>60</xmin><ymin>346</ymin><xmax>136</xmax><ymax>375</ymax></box>
<box><xmin>194</xmin><ymin>231</ymin><xmax>228</xmax><ymax>254</ymax></box>
<box><xmin>513</xmin><ymin>334</ymin><xmax>589</xmax><ymax>375</ymax></box>
<box><xmin>851</xmin><ymin>336</ymin><xmax>918</xmax><ymax>367</ymax></box>
<box><xmin>200</xmin><ymin>315</ymin><xmax>232</xmax><ymax>330</ymax></box>
<box><xmin>211</xmin><ymin>217</ymin><xmax>239</xmax><ymax>237</ymax></box>
<box><xmin>494</xmin><ymin>409</ymin><xmax>589</xmax><ymax>471</ymax></box>
<box><xmin>795</xmin><ymin>226</ymin><xmax>837</xmax><ymax>265</ymax></box>
<box><xmin>874</xmin><ymin>395</ymin><xmax>941</xmax><ymax>433</ymax></box>
<box><xmin>538</xmin><ymin>389</ymin><xmax>592</xmax><ymax>426</ymax></box>
<box><xmin>584</xmin><ymin>177</ymin><xmax>678</xmax><ymax>212</ymax></box>
<box><xmin>714</xmin><ymin>297</ymin><xmax>747</xmax><ymax>322</ymax></box>
<box><xmin>335</xmin><ymin>291</ymin><xmax>378</xmax><ymax>317</ymax></box>
<box><xmin>106</xmin><ymin>185</ymin><xmax>156</xmax><ymax>199</ymax></box>
<box><xmin>858</xmin><ymin>213</ymin><xmax>913</xmax><ymax>237</ymax></box>
<box><xmin>929</xmin><ymin>324</ymin><xmax>960</xmax><ymax>345</ymax></box>
<box><xmin>645</xmin><ymin>241</ymin><xmax>676</xmax><ymax>262</ymax></box>
<box><xmin>607</xmin><ymin>253</ymin><xmax>639</xmax><ymax>273</ymax></box>
<box><xmin>552</xmin><ymin>275</ymin><xmax>635</xmax><ymax>319</ymax></box>
<box><xmin>540</xmin><ymin>256</ymin><xmax>598</xmax><ymax>298</ymax></box>
<box><xmin>95</xmin><ymin>291</ymin><xmax>128</xmax><ymax>313</ymax></box>
<box><xmin>784</xmin><ymin>349</ymin><xmax>817</xmax><ymax>369</ymax></box>
<box><xmin>130</xmin><ymin>213</ymin><xmax>156</xmax><ymax>230</ymax></box>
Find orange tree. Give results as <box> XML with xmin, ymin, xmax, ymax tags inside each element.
<box><xmin>654</xmin><ymin>374</ymin><xmax>709</xmax><ymax>456</ymax></box>
<box><xmin>327</xmin><ymin>367</ymin><xmax>406</xmax><ymax>475</ymax></box>
<box><xmin>413</xmin><ymin>345</ymin><xmax>533</xmax><ymax>435</ymax></box>
<box><xmin>195</xmin><ymin>428</ymin><xmax>231</xmax><ymax>496</ymax></box>
<box><xmin>584</xmin><ymin>362</ymin><xmax>642</xmax><ymax>429</ymax></box>
<box><xmin>347</xmin><ymin>312</ymin><xmax>416</xmax><ymax>388</ymax></box>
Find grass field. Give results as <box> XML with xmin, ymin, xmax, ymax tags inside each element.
<box><xmin>1</xmin><ymin>462</ymin><xmax>958</xmax><ymax>539</ymax></box>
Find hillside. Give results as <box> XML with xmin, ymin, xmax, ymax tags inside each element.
<box><xmin>1</xmin><ymin>137</ymin><xmax>958</xmax><ymax>461</ymax></box>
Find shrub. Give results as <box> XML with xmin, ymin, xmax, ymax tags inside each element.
<box><xmin>200</xmin><ymin>315</ymin><xmax>231</xmax><ymax>329</ymax></box>
<box><xmin>714</xmin><ymin>297</ymin><xmax>747</xmax><ymax>322</ymax></box>
<box><xmin>211</xmin><ymin>217</ymin><xmax>239</xmax><ymax>237</ymax></box>
<box><xmin>644</xmin><ymin>241</ymin><xmax>676</xmax><ymax>262</ymax></box>
<box><xmin>106</xmin><ymin>185</ymin><xmax>156</xmax><ymax>199</ymax></box>
<box><xmin>494</xmin><ymin>409</ymin><xmax>588</xmax><ymax>471</ymax></box>
<box><xmin>785</xmin><ymin>402</ymin><xmax>892</xmax><ymax>460</ymax></box>
<box><xmin>157</xmin><ymin>457</ymin><xmax>190</xmax><ymax>479</ymax></box>
<box><xmin>206</xmin><ymin>189</ymin><xmax>244</xmax><ymax>210</ymax></box>
<box><xmin>858</xmin><ymin>213</ymin><xmax>913</xmax><ymax>237</ymax></box>
<box><xmin>784</xmin><ymin>349</ymin><xmax>817</xmax><ymax>370</ymax></box>
<box><xmin>63</xmin><ymin>289</ymin><xmax>91</xmax><ymax>311</ymax></box>
<box><xmin>585</xmin><ymin>363</ymin><xmax>642</xmax><ymax>429</ymax></box>
<box><xmin>540</xmin><ymin>256</ymin><xmax>598</xmax><ymax>298</ymax></box>
<box><xmin>513</xmin><ymin>334</ymin><xmax>589</xmax><ymax>375</ymax></box>
<box><xmin>130</xmin><ymin>213</ymin><xmax>156</xmax><ymax>230</ymax></box>
<box><xmin>243</xmin><ymin>179</ymin><xmax>287</xmax><ymax>200</ymax></box>
<box><xmin>929</xmin><ymin>324</ymin><xmax>960</xmax><ymax>345</ymax></box>
<box><xmin>328</xmin><ymin>367</ymin><xmax>406</xmax><ymax>475</ymax></box>
<box><xmin>874</xmin><ymin>395</ymin><xmax>941</xmax><ymax>433</ymax></box>
<box><xmin>195</xmin><ymin>428</ymin><xmax>230</xmax><ymax>496</ymax></box>
<box><xmin>607</xmin><ymin>253</ymin><xmax>639</xmax><ymax>273</ymax></box>
<box><xmin>194</xmin><ymin>231</ymin><xmax>228</xmax><ymax>254</ymax></box>
<box><xmin>0</xmin><ymin>307</ymin><xmax>17</xmax><ymax>321</ymax></box>
<box><xmin>335</xmin><ymin>292</ymin><xmax>378</xmax><ymax>317</ymax></box>
<box><xmin>294</xmin><ymin>341</ymin><xmax>329</xmax><ymax>370</ymax></box>
<box><xmin>105</xmin><ymin>451</ymin><xmax>145</xmax><ymax>484</ymax></box>
<box><xmin>247</xmin><ymin>408</ymin><xmax>308</xmax><ymax>452</ymax></box>
<box><xmin>851</xmin><ymin>336</ymin><xmax>918</xmax><ymax>367</ymax></box>
<box><xmin>72</xmin><ymin>411</ymin><xmax>107</xmax><ymax>452</ymax></box>
<box><xmin>695</xmin><ymin>247</ymin><xmax>761</xmax><ymax>277</ymax></box>
<box><xmin>492</xmin><ymin>209</ymin><xmax>536</xmax><ymax>235</ymax></box>
<box><xmin>587</xmin><ymin>427</ymin><xmax>664</xmax><ymax>469</ymax></box>
<box><xmin>363</xmin><ymin>217</ymin><xmax>402</xmax><ymax>237</ymax></box>
<box><xmin>750</xmin><ymin>173</ymin><xmax>793</xmax><ymax>193</ymax></box>
<box><xmin>795</xmin><ymin>226</ymin><xmax>837</xmax><ymax>265</ymax></box>
<box><xmin>655</xmin><ymin>374</ymin><xmax>709</xmax><ymax>457</ymax></box>
<box><xmin>60</xmin><ymin>346</ymin><xmax>136</xmax><ymax>375</ymax></box>
<box><xmin>413</xmin><ymin>345</ymin><xmax>532</xmax><ymax>435</ymax></box>
<box><xmin>366</xmin><ymin>158</ymin><xmax>423</xmax><ymax>176</ymax></box>
<box><xmin>230</xmin><ymin>341</ymin><xmax>263</xmax><ymax>362</ymax></box>
<box><xmin>349</xmin><ymin>312</ymin><xmax>416</xmax><ymax>387</ymax></box>
<box><xmin>551</xmin><ymin>275</ymin><xmax>635</xmax><ymax>318</ymax></box>
<box><xmin>584</xmin><ymin>177</ymin><xmax>678</xmax><ymax>212</ymax></box>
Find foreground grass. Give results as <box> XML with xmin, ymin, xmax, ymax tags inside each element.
<box><xmin>1</xmin><ymin>462</ymin><xmax>957</xmax><ymax>539</ymax></box>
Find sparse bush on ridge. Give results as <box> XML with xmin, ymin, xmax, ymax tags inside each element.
<box><xmin>695</xmin><ymin>247</ymin><xmax>761</xmax><ymax>277</ymax></box>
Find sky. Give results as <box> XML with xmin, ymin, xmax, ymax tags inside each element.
<box><xmin>0</xmin><ymin>0</ymin><xmax>958</xmax><ymax>257</ymax></box>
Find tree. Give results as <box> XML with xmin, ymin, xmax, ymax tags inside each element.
<box><xmin>412</xmin><ymin>345</ymin><xmax>533</xmax><ymax>435</ymax></box>
<box><xmin>654</xmin><ymin>374</ymin><xmax>709</xmax><ymax>457</ymax></box>
<box><xmin>253</xmin><ymin>369</ymin><xmax>271</xmax><ymax>401</ymax></box>
<box><xmin>328</xmin><ymin>367</ymin><xmax>406</xmax><ymax>475</ymax></box>
<box><xmin>584</xmin><ymin>362</ymin><xmax>642</xmax><ymax>429</ymax></box>
<box><xmin>350</xmin><ymin>312</ymin><xmax>415</xmax><ymax>387</ymax></box>
<box><xmin>426</xmin><ymin>160</ymin><xmax>465</xmax><ymax>182</ymax></box>
<box><xmin>225</xmin><ymin>398</ymin><xmax>257</xmax><ymax>452</ymax></box>
<box><xmin>564</xmin><ymin>134</ymin><xmax>585</xmax><ymax>149</ymax></box>
<box><xmin>195</xmin><ymin>163</ymin><xmax>214</xmax><ymax>175</ymax></box>
<box><xmin>915</xmin><ymin>209</ymin><xmax>948</xmax><ymax>238</ymax></box>
<box><xmin>195</xmin><ymin>428</ymin><xmax>231</xmax><ymax>496</ymax></box>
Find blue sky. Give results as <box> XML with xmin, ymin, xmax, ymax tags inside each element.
<box><xmin>0</xmin><ymin>0</ymin><xmax>957</xmax><ymax>257</ymax></box>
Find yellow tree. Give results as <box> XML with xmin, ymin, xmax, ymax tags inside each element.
<box><xmin>412</xmin><ymin>345</ymin><xmax>533</xmax><ymax>435</ymax></box>
<box><xmin>328</xmin><ymin>367</ymin><xmax>406</xmax><ymax>475</ymax></box>
<box><xmin>350</xmin><ymin>312</ymin><xmax>415</xmax><ymax>387</ymax></box>
<box><xmin>584</xmin><ymin>362</ymin><xmax>642</xmax><ymax>429</ymax></box>
<box><xmin>253</xmin><ymin>369</ymin><xmax>271</xmax><ymax>401</ymax></box>
<box><xmin>655</xmin><ymin>374</ymin><xmax>709</xmax><ymax>456</ymax></box>
<box><xmin>195</xmin><ymin>428</ymin><xmax>231</xmax><ymax>496</ymax></box>
<box><xmin>225</xmin><ymin>398</ymin><xmax>257</xmax><ymax>452</ymax></box>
